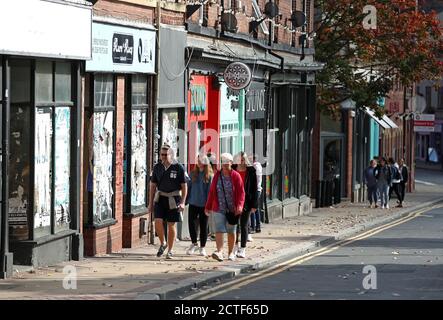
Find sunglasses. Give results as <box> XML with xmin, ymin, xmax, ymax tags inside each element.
<box><xmin>161</xmin><ymin>153</ymin><xmax>168</xmax><ymax>157</ymax></box>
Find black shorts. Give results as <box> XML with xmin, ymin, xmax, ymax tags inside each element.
<box><xmin>154</xmin><ymin>195</ymin><xmax>183</xmax><ymax>222</ymax></box>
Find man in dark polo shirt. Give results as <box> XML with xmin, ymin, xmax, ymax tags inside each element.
<box><xmin>149</xmin><ymin>144</ymin><xmax>187</xmax><ymax>259</ymax></box>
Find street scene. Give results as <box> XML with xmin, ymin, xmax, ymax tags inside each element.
<box><xmin>0</xmin><ymin>0</ymin><xmax>443</xmax><ymax>305</ymax></box>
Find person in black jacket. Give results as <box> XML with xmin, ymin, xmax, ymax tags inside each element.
<box><xmin>374</xmin><ymin>157</ymin><xmax>392</xmax><ymax>209</ymax></box>
<box><xmin>232</xmin><ymin>152</ymin><xmax>258</xmax><ymax>259</ymax></box>
<box><xmin>398</xmin><ymin>158</ymin><xmax>409</xmax><ymax>206</ymax></box>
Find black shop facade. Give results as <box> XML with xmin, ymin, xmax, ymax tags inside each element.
<box><xmin>1</xmin><ymin>0</ymin><xmax>92</xmax><ymax>277</ymax></box>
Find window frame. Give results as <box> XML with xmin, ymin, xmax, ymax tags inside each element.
<box><xmin>33</xmin><ymin>60</ymin><xmax>74</xmax><ymax>238</ymax></box>
<box><xmin>87</xmin><ymin>73</ymin><xmax>117</xmax><ymax>227</ymax></box>
<box><xmin>124</xmin><ymin>74</ymin><xmax>150</xmax><ymax>215</ymax></box>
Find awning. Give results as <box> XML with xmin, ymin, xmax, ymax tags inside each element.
<box><xmin>381</xmin><ymin>114</ymin><xmax>399</xmax><ymax>129</ymax></box>
<box><xmin>364</xmin><ymin>107</ymin><xmax>398</xmax><ymax>129</ymax></box>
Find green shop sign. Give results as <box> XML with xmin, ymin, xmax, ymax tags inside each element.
<box><xmin>190</xmin><ymin>85</ymin><xmax>206</xmax><ymax>115</ymax></box>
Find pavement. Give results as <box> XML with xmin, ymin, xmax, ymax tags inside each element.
<box><xmin>1</xmin><ymin>168</ymin><xmax>442</xmax><ymax>300</ymax></box>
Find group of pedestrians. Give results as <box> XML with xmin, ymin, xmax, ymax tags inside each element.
<box><xmin>364</xmin><ymin>156</ymin><xmax>409</xmax><ymax>209</ymax></box>
<box><xmin>148</xmin><ymin>143</ymin><xmax>263</xmax><ymax>262</ymax></box>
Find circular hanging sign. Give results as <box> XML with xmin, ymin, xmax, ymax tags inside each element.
<box><xmin>223</xmin><ymin>62</ymin><xmax>252</xmax><ymax>90</ymax></box>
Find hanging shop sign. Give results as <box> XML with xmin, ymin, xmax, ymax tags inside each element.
<box><xmin>86</xmin><ymin>22</ymin><xmax>156</xmax><ymax>73</ymax></box>
<box><xmin>414</xmin><ymin>114</ymin><xmax>435</xmax><ymax>132</ymax></box>
<box><xmin>245</xmin><ymin>82</ymin><xmax>266</xmax><ymax>120</ymax></box>
<box><xmin>0</xmin><ymin>0</ymin><xmax>91</xmax><ymax>59</ymax></box>
<box><xmin>224</xmin><ymin>62</ymin><xmax>252</xmax><ymax>90</ymax></box>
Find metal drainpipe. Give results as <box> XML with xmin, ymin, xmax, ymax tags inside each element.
<box><xmin>149</xmin><ymin>0</ymin><xmax>162</xmax><ymax>245</ymax></box>
<box><xmin>1</xmin><ymin>57</ymin><xmax>11</xmax><ymax>278</ymax></box>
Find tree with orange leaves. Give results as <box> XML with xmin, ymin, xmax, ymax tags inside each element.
<box><xmin>314</xmin><ymin>0</ymin><xmax>443</xmax><ymax>117</ymax></box>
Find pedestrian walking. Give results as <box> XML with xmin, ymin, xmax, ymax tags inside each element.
<box><xmin>206</xmin><ymin>152</ymin><xmax>218</xmax><ymax>240</ymax></box>
<box><xmin>388</xmin><ymin>158</ymin><xmax>403</xmax><ymax>207</ymax></box>
<box><xmin>374</xmin><ymin>157</ymin><xmax>391</xmax><ymax>209</ymax></box>
<box><xmin>232</xmin><ymin>152</ymin><xmax>258</xmax><ymax>259</ymax></box>
<box><xmin>205</xmin><ymin>153</ymin><xmax>245</xmax><ymax>262</ymax></box>
<box><xmin>249</xmin><ymin>154</ymin><xmax>263</xmax><ymax>233</ymax></box>
<box><xmin>398</xmin><ymin>158</ymin><xmax>409</xmax><ymax>206</ymax></box>
<box><xmin>364</xmin><ymin>159</ymin><xmax>378</xmax><ymax>208</ymax></box>
<box><xmin>148</xmin><ymin>144</ymin><xmax>187</xmax><ymax>259</ymax></box>
<box><xmin>186</xmin><ymin>154</ymin><xmax>213</xmax><ymax>257</ymax></box>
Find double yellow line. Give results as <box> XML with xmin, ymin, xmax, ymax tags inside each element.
<box><xmin>186</xmin><ymin>204</ymin><xmax>440</xmax><ymax>300</ymax></box>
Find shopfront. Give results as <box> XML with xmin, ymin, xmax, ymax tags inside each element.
<box><xmin>0</xmin><ymin>0</ymin><xmax>92</xmax><ymax>273</ymax></box>
<box><xmin>187</xmin><ymin>74</ymin><xmax>220</xmax><ymax>168</ymax></box>
<box><xmin>244</xmin><ymin>81</ymin><xmax>267</xmax><ymax>157</ymax></box>
<box><xmin>219</xmin><ymin>82</ymin><xmax>245</xmax><ymax>156</ymax></box>
<box><xmin>83</xmin><ymin>20</ymin><xmax>156</xmax><ymax>254</ymax></box>
<box><xmin>267</xmin><ymin>84</ymin><xmax>315</xmax><ymax>218</ymax></box>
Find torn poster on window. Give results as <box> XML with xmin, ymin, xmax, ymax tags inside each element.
<box><xmin>92</xmin><ymin>111</ymin><xmax>114</xmax><ymax>223</ymax></box>
<box><xmin>131</xmin><ymin>110</ymin><xmax>147</xmax><ymax>207</ymax></box>
<box><xmin>55</xmin><ymin>107</ymin><xmax>71</xmax><ymax>227</ymax></box>
<box><xmin>34</xmin><ymin>109</ymin><xmax>52</xmax><ymax>229</ymax></box>
<box><xmin>162</xmin><ymin>109</ymin><xmax>179</xmax><ymax>159</ymax></box>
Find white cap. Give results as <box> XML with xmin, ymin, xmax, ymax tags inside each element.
<box><xmin>221</xmin><ymin>153</ymin><xmax>233</xmax><ymax>163</ymax></box>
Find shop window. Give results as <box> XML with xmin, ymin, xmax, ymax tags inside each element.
<box><xmin>9</xmin><ymin>62</ymin><xmax>32</xmax><ymax>240</ymax></box>
<box><xmin>124</xmin><ymin>74</ymin><xmax>149</xmax><ymax>213</ymax></box>
<box><xmin>9</xmin><ymin>59</ymin><xmax>73</xmax><ymax>240</ymax></box>
<box><xmin>55</xmin><ymin>62</ymin><xmax>72</xmax><ymax>102</ymax></box>
<box><xmin>10</xmin><ymin>60</ymin><xmax>31</xmax><ymax>104</ymax></box>
<box><xmin>35</xmin><ymin>60</ymin><xmax>53</xmax><ymax>103</ymax></box>
<box><xmin>35</xmin><ymin>61</ymin><xmax>73</xmax><ymax>237</ymax></box>
<box><xmin>90</xmin><ymin>74</ymin><xmax>115</xmax><ymax>224</ymax></box>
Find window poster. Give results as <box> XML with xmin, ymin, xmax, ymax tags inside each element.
<box><xmin>92</xmin><ymin>111</ymin><xmax>114</xmax><ymax>223</ymax></box>
<box><xmin>162</xmin><ymin>109</ymin><xmax>179</xmax><ymax>159</ymax></box>
<box><xmin>9</xmin><ymin>105</ymin><xmax>31</xmax><ymax>240</ymax></box>
<box><xmin>131</xmin><ymin>110</ymin><xmax>147</xmax><ymax>207</ymax></box>
<box><xmin>54</xmin><ymin>107</ymin><xmax>71</xmax><ymax>228</ymax></box>
<box><xmin>34</xmin><ymin>109</ymin><xmax>52</xmax><ymax>229</ymax></box>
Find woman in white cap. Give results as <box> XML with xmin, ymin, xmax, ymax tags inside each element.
<box><xmin>205</xmin><ymin>153</ymin><xmax>245</xmax><ymax>261</ymax></box>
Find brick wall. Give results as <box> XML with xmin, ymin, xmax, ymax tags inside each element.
<box><xmin>188</xmin><ymin>0</ymin><xmax>312</xmax><ymax>48</ymax></box>
<box><xmin>123</xmin><ymin>213</ymin><xmax>149</xmax><ymax>248</ymax></box>
<box><xmin>94</xmin><ymin>0</ymin><xmax>155</xmax><ymax>24</ymax></box>
<box><xmin>161</xmin><ymin>9</ymin><xmax>185</xmax><ymax>25</ymax></box>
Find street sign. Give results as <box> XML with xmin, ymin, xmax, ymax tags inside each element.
<box><xmin>414</xmin><ymin>114</ymin><xmax>435</xmax><ymax>132</ymax></box>
<box><xmin>223</xmin><ymin>62</ymin><xmax>252</xmax><ymax>90</ymax></box>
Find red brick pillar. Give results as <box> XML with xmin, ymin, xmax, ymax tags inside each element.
<box><xmin>346</xmin><ymin>111</ymin><xmax>353</xmax><ymax>199</ymax></box>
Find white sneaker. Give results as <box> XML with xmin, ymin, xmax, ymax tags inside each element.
<box><xmin>381</xmin><ymin>205</ymin><xmax>385</xmax><ymax>209</ymax></box>
<box><xmin>199</xmin><ymin>247</ymin><xmax>207</xmax><ymax>257</ymax></box>
<box><xmin>186</xmin><ymin>244</ymin><xmax>199</xmax><ymax>255</ymax></box>
<box><xmin>247</xmin><ymin>234</ymin><xmax>253</xmax><ymax>242</ymax></box>
<box><xmin>386</xmin><ymin>204</ymin><xmax>390</xmax><ymax>209</ymax></box>
<box><xmin>211</xmin><ymin>251</ymin><xmax>224</xmax><ymax>262</ymax></box>
<box><xmin>233</xmin><ymin>244</ymin><xmax>239</xmax><ymax>256</ymax></box>
<box><xmin>228</xmin><ymin>253</ymin><xmax>236</xmax><ymax>261</ymax></box>
<box><xmin>237</xmin><ymin>247</ymin><xmax>246</xmax><ymax>258</ymax></box>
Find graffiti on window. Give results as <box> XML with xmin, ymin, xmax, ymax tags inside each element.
<box><xmin>54</xmin><ymin>107</ymin><xmax>71</xmax><ymax>229</ymax></box>
<box><xmin>92</xmin><ymin>111</ymin><xmax>114</xmax><ymax>223</ymax></box>
<box><xmin>131</xmin><ymin>110</ymin><xmax>147</xmax><ymax>207</ymax></box>
<box><xmin>34</xmin><ymin>109</ymin><xmax>52</xmax><ymax>230</ymax></box>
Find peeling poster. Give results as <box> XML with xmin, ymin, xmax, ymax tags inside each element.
<box><xmin>54</xmin><ymin>107</ymin><xmax>71</xmax><ymax>227</ymax></box>
<box><xmin>34</xmin><ymin>109</ymin><xmax>52</xmax><ymax>229</ymax></box>
<box><xmin>92</xmin><ymin>111</ymin><xmax>114</xmax><ymax>223</ymax></box>
<box><xmin>131</xmin><ymin>110</ymin><xmax>147</xmax><ymax>207</ymax></box>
